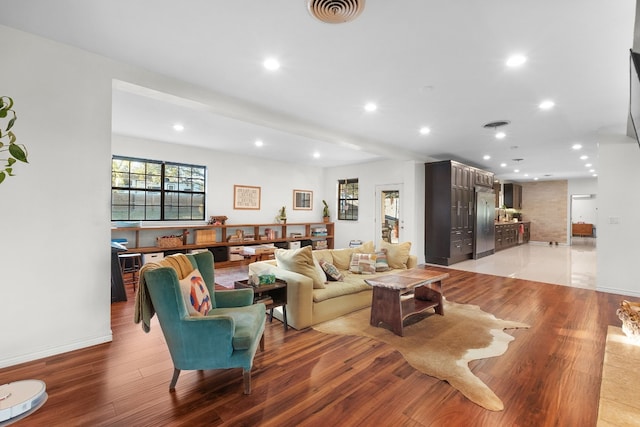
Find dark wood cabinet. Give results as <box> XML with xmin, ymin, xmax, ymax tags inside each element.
<box><xmin>495</xmin><ymin>222</ymin><xmax>530</xmax><ymax>251</ymax></box>
<box><xmin>425</xmin><ymin>160</ymin><xmax>494</xmax><ymax>265</ymax></box>
<box><xmin>503</xmin><ymin>183</ymin><xmax>522</xmax><ymax>209</ymax></box>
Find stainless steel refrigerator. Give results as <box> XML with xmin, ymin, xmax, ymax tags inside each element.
<box><xmin>474</xmin><ymin>189</ymin><xmax>495</xmax><ymax>259</ymax></box>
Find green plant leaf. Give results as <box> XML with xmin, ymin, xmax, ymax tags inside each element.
<box><xmin>6</xmin><ymin>113</ymin><xmax>16</xmax><ymax>131</ymax></box>
<box><xmin>9</xmin><ymin>144</ymin><xmax>28</xmax><ymax>163</ymax></box>
<box><xmin>0</xmin><ymin>96</ymin><xmax>13</xmax><ymax>110</ymax></box>
<box><xmin>0</xmin><ymin>171</ymin><xmax>5</xmax><ymax>184</ymax></box>
<box><xmin>5</xmin><ymin>167</ymin><xmax>13</xmax><ymax>176</ymax></box>
<box><xmin>7</xmin><ymin>157</ymin><xmax>16</xmax><ymax>166</ymax></box>
<box><xmin>7</xmin><ymin>131</ymin><xmax>15</xmax><ymax>144</ymax></box>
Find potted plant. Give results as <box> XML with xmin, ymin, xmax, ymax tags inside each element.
<box><xmin>322</xmin><ymin>200</ymin><xmax>330</xmax><ymax>223</ymax></box>
<box><xmin>0</xmin><ymin>96</ymin><xmax>28</xmax><ymax>184</ymax></box>
<box><xmin>278</xmin><ymin>206</ymin><xmax>287</xmax><ymax>223</ymax></box>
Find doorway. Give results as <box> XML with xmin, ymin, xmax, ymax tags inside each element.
<box><xmin>375</xmin><ymin>184</ymin><xmax>403</xmax><ymax>246</ymax></box>
<box><xmin>570</xmin><ymin>194</ymin><xmax>597</xmax><ymax>247</ymax></box>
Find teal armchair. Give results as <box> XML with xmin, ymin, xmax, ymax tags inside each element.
<box><xmin>143</xmin><ymin>251</ymin><xmax>266</xmax><ymax>394</ymax></box>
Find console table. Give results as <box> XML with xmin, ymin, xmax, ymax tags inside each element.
<box><xmin>366</xmin><ymin>268</ymin><xmax>449</xmax><ymax>336</ymax></box>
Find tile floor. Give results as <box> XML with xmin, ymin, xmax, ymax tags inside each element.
<box><xmin>444</xmin><ymin>236</ymin><xmax>597</xmax><ymax>290</ymax></box>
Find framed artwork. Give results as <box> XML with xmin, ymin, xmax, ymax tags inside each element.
<box><xmin>293</xmin><ymin>189</ymin><xmax>313</xmax><ymax>210</ymax></box>
<box><xmin>234</xmin><ymin>185</ymin><xmax>261</xmax><ymax>210</ymax></box>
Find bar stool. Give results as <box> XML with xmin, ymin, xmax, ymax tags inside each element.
<box><xmin>118</xmin><ymin>253</ymin><xmax>142</xmax><ymax>292</ymax></box>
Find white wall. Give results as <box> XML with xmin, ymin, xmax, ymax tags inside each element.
<box><xmin>0</xmin><ymin>25</ymin><xmax>114</xmax><ymax>367</ymax></box>
<box><xmin>324</xmin><ymin>159</ymin><xmax>425</xmax><ymax>263</ymax></box>
<box><xmin>597</xmin><ymin>134</ymin><xmax>640</xmax><ymax>297</ymax></box>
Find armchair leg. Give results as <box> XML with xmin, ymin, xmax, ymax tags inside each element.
<box><xmin>169</xmin><ymin>368</ymin><xmax>181</xmax><ymax>391</ymax></box>
<box><xmin>260</xmin><ymin>333</ymin><xmax>265</xmax><ymax>351</ymax></box>
<box><xmin>243</xmin><ymin>369</ymin><xmax>251</xmax><ymax>395</ymax></box>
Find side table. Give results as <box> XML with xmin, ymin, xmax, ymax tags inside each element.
<box><xmin>366</xmin><ymin>269</ymin><xmax>449</xmax><ymax>336</ymax></box>
<box><xmin>234</xmin><ymin>279</ymin><xmax>288</xmax><ymax>331</ymax></box>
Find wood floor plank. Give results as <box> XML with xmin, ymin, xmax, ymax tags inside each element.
<box><xmin>0</xmin><ymin>265</ymin><xmax>630</xmax><ymax>426</ymax></box>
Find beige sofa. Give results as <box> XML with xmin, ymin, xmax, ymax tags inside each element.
<box><xmin>248</xmin><ymin>242</ymin><xmax>417</xmax><ymax>330</ymax></box>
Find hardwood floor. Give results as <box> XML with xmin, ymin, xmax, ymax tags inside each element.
<box><xmin>0</xmin><ymin>266</ymin><xmax>625</xmax><ymax>426</ymax></box>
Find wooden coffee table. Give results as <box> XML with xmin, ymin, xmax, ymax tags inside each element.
<box><xmin>366</xmin><ymin>267</ymin><xmax>449</xmax><ymax>336</ymax></box>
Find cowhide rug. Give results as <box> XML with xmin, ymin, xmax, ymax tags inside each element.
<box><xmin>313</xmin><ymin>300</ymin><xmax>529</xmax><ymax>411</ymax></box>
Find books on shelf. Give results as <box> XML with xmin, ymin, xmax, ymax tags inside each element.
<box><xmin>311</xmin><ymin>227</ymin><xmax>327</xmax><ymax>236</ymax></box>
<box><xmin>312</xmin><ymin>240</ymin><xmax>328</xmax><ymax>250</ymax></box>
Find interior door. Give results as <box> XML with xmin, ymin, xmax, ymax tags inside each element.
<box><xmin>375</xmin><ymin>184</ymin><xmax>403</xmax><ymax>246</ymax></box>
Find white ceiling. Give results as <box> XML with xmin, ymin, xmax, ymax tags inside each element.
<box><xmin>1</xmin><ymin>0</ymin><xmax>636</xmax><ymax>179</ymax></box>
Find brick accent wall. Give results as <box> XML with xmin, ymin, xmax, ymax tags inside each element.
<box><xmin>520</xmin><ymin>180</ymin><xmax>568</xmax><ymax>243</ymax></box>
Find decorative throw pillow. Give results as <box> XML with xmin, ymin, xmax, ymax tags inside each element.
<box><xmin>275</xmin><ymin>245</ymin><xmax>326</xmax><ymax>289</ymax></box>
<box><xmin>349</xmin><ymin>253</ymin><xmax>377</xmax><ymax>274</ymax></box>
<box><xmin>375</xmin><ymin>249</ymin><xmax>390</xmax><ymax>272</ymax></box>
<box><xmin>178</xmin><ymin>268</ymin><xmax>212</xmax><ymax>317</ymax></box>
<box><xmin>380</xmin><ymin>241</ymin><xmax>412</xmax><ymax>269</ymax></box>
<box><xmin>319</xmin><ymin>259</ymin><xmax>344</xmax><ymax>281</ymax></box>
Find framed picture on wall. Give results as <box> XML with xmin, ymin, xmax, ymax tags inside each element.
<box><xmin>293</xmin><ymin>189</ymin><xmax>313</xmax><ymax>210</ymax></box>
<box><xmin>234</xmin><ymin>185</ymin><xmax>261</xmax><ymax>210</ymax></box>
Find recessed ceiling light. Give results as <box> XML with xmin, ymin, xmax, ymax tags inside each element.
<box><xmin>592</xmin><ymin>173</ymin><xmax>598</xmax><ymax>177</ymax></box>
<box><xmin>580</xmin><ymin>155</ymin><xmax>588</xmax><ymax>160</ymax></box>
<box><xmin>514</xmin><ymin>169</ymin><xmax>520</xmax><ymax>173</ymax></box>
<box><xmin>539</xmin><ymin>100</ymin><xmax>555</xmax><ymax>110</ymax></box>
<box><xmin>589</xmin><ymin>169</ymin><xmax>595</xmax><ymax>173</ymax></box>
<box><xmin>500</xmin><ymin>163</ymin><xmax>507</xmax><ymax>167</ymax></box>
<box><xmin>483</xmin><ymin>155</ymin><xmax>491</xmax><ymax>160</ymax></box>
<box><xmin>263</xmin><ymin>57</ymin><xmax>280</xmax><ymax>71</ymax></box>
<box><xmin>364</xmin><ymin>102</ymin><xmax>377</xmax><ymax>112</ymax></box>
<box><xmin>572</xmin><ymin>143</ymin><xmax>583</xmax><ymax>150</ymax></box>
<box><xmin>313</xmin><ymin>152</ymin><xmax>320</xmax><ymax>158</ymax></box>
<box><xmin>495</xmin><ymin>132</ymin><xmax>506</xmax><ymax>139</ymax></box>
<box><xmin>173</xmin><ymin>124</ymin><xmax>184</xmax><ymax>132</ymax></box>
<box><xmin>419</xmin><ymin>126</ymin><xmax>431</xmax><ymax>135</ymax></box>
<box><xmin>506</xmin><ymin>54</ymin><xmax>527</xmax><ymax>67</ymax></box>
<box><xmin>255</xmin><ymin>139</ymin><xmax>264</xmax><ymax>147</ymax></box>
<box><xmin>524</xmin><ymin>173</ymin><xmax>529</xmax><ymax>177</ymax></box>
<box><xmin>534</xmin><ymin>177</ymin><xmax>539</xmax><ymax>181</ymax></box>
<box><xmin>585</xmin><ymin>163</ymin><xmax>592</xmax><ymax>167</ymax></box>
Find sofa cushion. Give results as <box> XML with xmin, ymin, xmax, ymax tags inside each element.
<box><xmin>275</xmin><ymin>245</ymin><xmax>326</xmax><ymax>289</ymax></box>
<box><xmin>319</xmin><ymin>259</ymin><xmax>344</xmax><ymax>281</ymax></box>
<box><xmin>380</xmin><ymin>241</ymin><xmax>412</xmax><ymax>269</ymax></box>
<box><xmin>313</xmin><ymin>249</ymin><xmax>334</xmax><ymax>265</ymax></box>
<box><xmin>375</xmin><ymin>249</ymin><xmax>390</xmax><ymax>272</ymax></box>
<box><xmin>313</xmin><ymin>280</ymin><xmax>372</xmax><ymax>303</ymax></box>
<box><xmin>331</xmin><ymin>247</ymin><xmax>356</xmax><ymax>270</ymax></box>
<box><xmin>178</xmin><ymin>268</ymin><xmax>213</xmax><ymax>317</ymax></box>
<box><xmin>349</xmin><ymin>252</ymin><xmax>377</xmax><ymax>274</ymax></box>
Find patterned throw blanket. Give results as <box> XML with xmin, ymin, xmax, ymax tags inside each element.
<box><xmin>133</xmin><ymin>253</ymin><xmax>194</xmax><ymax>332</ymax></box>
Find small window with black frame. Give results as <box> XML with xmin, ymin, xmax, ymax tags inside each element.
<box><xmin>338</xmin><ymin>178</ymin><xmax>358</xmax><ymax>220</ymax></box>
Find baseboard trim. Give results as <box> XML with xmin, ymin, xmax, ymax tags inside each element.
<box><xmin>0</xmin><ymin>333</ymin><xmax>113</xmax><ymax>369</ymax></box>
<box><xmin>596</xmin><ymin>286</ymin><xmax>640</xmax><ymax>298</ymax></box>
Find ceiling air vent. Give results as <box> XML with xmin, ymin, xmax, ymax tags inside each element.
<box><xmin>307</xmin><ymin>0</ymin><xmax>365</xmax><ymax>24</ymax></box>
<box><xmin>483</xmin><ymin>120</ymin><xmax>511</xmax><ymax>129</ymax></box>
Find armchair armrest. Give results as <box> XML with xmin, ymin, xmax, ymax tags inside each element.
<box><xmin>215</xmin><ymin>288</ymin><xmax>254</xmax><ymax>308</ymax></box>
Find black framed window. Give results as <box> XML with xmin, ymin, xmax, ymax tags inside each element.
<box><xmin>338</xmin><ymin>178</ymin><xmax>358</xmax><ymax>220</ymax></box>
<box><xmin>111</xmin><ymin>156</ymin><xmax>206</xmax><ymax>221</ymax></box>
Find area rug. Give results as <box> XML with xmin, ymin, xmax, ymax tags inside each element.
<box><xmin>597</xmin><ymin>326</ymin><xmax>640</xmax><ymax>426</ymax></box>
<box><xmin>313</xmin><ymin>300</ymin><xmax>529</xmax><ymax>411</ymax></box>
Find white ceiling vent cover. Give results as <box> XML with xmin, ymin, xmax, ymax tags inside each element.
<box><xmin>307</xmin><ymin>0</ymin><xmax>365</xmax><ymax>24</ymax></box>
